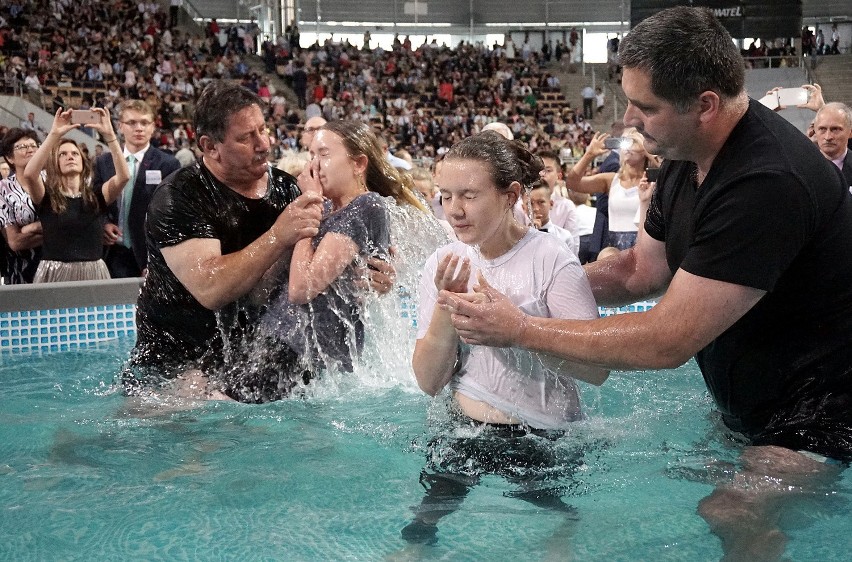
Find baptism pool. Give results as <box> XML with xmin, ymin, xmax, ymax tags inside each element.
<box><xmin>2</xmin><ymin>329</ymin><xmax>850</xmax><ymax>561</ymax></box>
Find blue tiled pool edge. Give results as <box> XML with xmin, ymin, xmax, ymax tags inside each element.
<box><xmin>0</xmin><ymin>279</ymin><xmax>142</xmax><ymax>353</ymax></box>
<box><xmin>0</xmin><ymin>278</ymin><xmax>655</xmax><ymax>354</ymax></box>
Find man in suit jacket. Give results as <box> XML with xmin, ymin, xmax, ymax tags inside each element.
<box><xmin>813</xmin><ymin>102</ymin><xmax>852</xmax><ymax>191</ymax></box>
<box><xmin>94</xmin><ymin>100</ymin><xmax>180</xmax><ymax>278</ymax></box>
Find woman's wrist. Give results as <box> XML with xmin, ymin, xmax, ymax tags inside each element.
<box><xmin>103</xmin><ymin>136</ymin><xmax>117</xmax><ymax>143</ymax></box>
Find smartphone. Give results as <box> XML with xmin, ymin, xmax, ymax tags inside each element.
<box><xmin>71</xmin><ymin>110</ymin><xmax>100</xmax><ymax>125</ymax></box>
<box><xmin>758</xmin><ymin>93</ymin><xmax>780</xmax><ymax>110</ymax></box>
<box><xmin>777</xmin><ymin>87</ymin><xmax>809</xmax><ymax>107</ymax></box>
<box><xmin>604</xmin><ymin>137</ymin><xmax>627</xmax><ymax>150</ymax></box>
<box><xmin>645</xmin><ymin>167</ymin><xmax>660</xmax><ymax>182</ymax></box>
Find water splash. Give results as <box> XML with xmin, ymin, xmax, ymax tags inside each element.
<box><xmin>221</xmin><ymin>200</ymin><xmax>449</xmax><ymax>401</ymax></box>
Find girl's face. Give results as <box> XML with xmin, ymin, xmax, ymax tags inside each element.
<box><xmin>57</xmin><ymin>142</ymin><xmax>83</xmax><ymax>175</ymax></box>
<box><xmin>310</xmin><ymin>130</ymin><xmax>364</xmax><ymax>200</ymax></box>
<box><xmin>437</xmin><ymin>158</ymin><xmax>517</xmax><ymax>248</ymax></box>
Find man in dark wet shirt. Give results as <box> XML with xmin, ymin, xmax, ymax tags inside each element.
<box><xmin>125</xmin><ymin>81</ymin><xmax>324</xmax><ymax>391</ymax></box>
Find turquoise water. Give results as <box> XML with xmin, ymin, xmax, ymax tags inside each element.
<box><xmin>1</xmin><ymin>338</ymin><xmax>850</xmax><ymax>561</ymax></box>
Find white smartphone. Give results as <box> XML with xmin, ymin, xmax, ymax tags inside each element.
<box><xmin>758</xmin><ymin>93</ymin><xmax>779</xmax><ymax>110</ymax></box>
<box><xmin>777</xmin><ymin>87</ymin><xmax>808</xmax><ymax>107</ymax></box>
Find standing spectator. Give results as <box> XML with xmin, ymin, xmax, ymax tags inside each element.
<box><xmin>812</xmin><ymin>102</ymin><xmax>852</xmax><ymax>189</ymax></box>
<box><xmin>580</xmin><ymin>85</ymin><xmax>595</xmax><ymax>120</ymax></box>
<box><xmin>0</xmin><ymin>129</ymin><xmax>42</xmax><ymax>283</ymax></box>
<box><xmin>595</xmin><ymin>87</ymin><xmax>606</xmax><ymax>115</ymax></box>
<box><xmin>170</xmin><ymin>0</ymin><xmax>182</xmax><ymax>27</ymax></box>
<box><xmin>95</xmin><ymin>100</ymin><xmax>180</xmax><ymax>278</ymax></box>
<box><xmin>20</xmin><ymin>108</ymin><xmax>130</xmax><ymax>282</ymax></box>
<box><xmin>20</xmin><ymin>113</ymin><xmax>46</xmax><ymax>142</ymax></box>
<box><xmin>830</xmin><ymin>24</ymin><xmax>840</xmax><ymax>54</ymax></box>
<box><xmin>292</xmin><ymin>61</ymin><xmax>308</xmax><ymax>109</ymax></box>
<box><xmin>565</xmin><ymin>128</ymin><xmax>657</xmax><ymax>250</ymax></box>
<box><xmin>174</xmin><ymin>140</ymin><xmax>196</xmax><ymax>168</ymax></box>
<box><xmin>23</xmin><ymin>70</ymin><xmax>42</xmax><ymax>105</ymax></box>
<box><xmin>300</xmin><ymin>116</ymin><xmax>327</xmax><ymax>151</ymax></box>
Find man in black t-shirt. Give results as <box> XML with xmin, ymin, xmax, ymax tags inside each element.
<box><xmin>440</xmin><ymin>8</ymin><xmax>852</xmax><ymax>559</ymax></box>
<box><xmin>126</xmin><ymin>81</ymin><xmax>324</xmax><ymax>390</ymax></box>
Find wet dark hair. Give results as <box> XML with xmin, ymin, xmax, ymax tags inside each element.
<box><xmin>445</xmin><ymin>131</ymin><xmax>543</xmax><ymax>192</ymax></box>
<box><xmin>194</xmin><ymin>80</ymin><xmax>265</xmax><ymax>143</ymax></box>
<box><xmin>321</xmin><ymin>120</ymin><xmax>427</xmax><ymax>212</ymax></box>
<box><xmin>618</xmin><ymin>6</ymin><xmax>745</xmax><ymax>113</ymax></box>
<box><xmin>1</xmin><ymin>128</ymin><xmax>39</xmax><ymax>168</ymax></box>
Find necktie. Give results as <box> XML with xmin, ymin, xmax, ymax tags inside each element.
<box><xmin>120</xmin><ymin>155</ymin><xmax>136</xmax><ymax>249</ymax></box>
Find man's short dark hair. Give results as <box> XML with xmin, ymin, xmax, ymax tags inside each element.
<box><xmin>194</xmin><ymin>80</ymin><xmax>265</xmax><ymax>143</ymax></box>
<box><xmin>537</xmin><ymin>150</ymin><xmax>561</xmax><ymax>167</ymax></box>
<box><xmin>618</xmin><ymin>6</ymin><xmax>745</xmax><ymax>113</ymax></box>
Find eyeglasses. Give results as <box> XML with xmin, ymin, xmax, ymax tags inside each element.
<box><xmin>121</xmin><ymin>120</ymin><xmax>154</xmax><ymax>128</ymax></box>
<box><xmin>13</xmin><ymin>143</ymin><xmax>39</xmax><ymax>152</ymax></box>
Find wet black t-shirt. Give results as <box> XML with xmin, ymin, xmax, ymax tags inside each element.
<box><xmin>645</xmin><ymin>99</ymin><xmax>852</xmax><ymax>460</ymax></box>
<box><xmin>131</xmin><ymin>162</ymin><xmax>300</xmax><ymax>376</ymax></box>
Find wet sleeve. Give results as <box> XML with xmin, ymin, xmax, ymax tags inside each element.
<box><xmin>325</xmin><ymin>194</ymin><xmax>390</xmax><ymax>257</ymax></box>
<box><xmin>543</xmin><ymin>248</ymin><xmax>599</xmax><ymax>321</ymax></box>
<box><xmin>146</xmin><ymin>180</ymin><xmax>218</xmax><ymax>248</ymax></box>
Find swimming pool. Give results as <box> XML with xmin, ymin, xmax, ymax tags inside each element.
<box><xmin>2</xmin><ymin>333</ymin><xmax>850</xmax><ymax>560</ymax></box>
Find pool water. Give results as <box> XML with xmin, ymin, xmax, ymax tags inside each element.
<box><xmin>1</xmin><ymin>338</ymin><xmax>850</xmax><ymax>561</ymax></box>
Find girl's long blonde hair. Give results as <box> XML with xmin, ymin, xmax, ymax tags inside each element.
<box><xmin>322</xmin><ymin>120</ymin><xmax>428</xmax><ymax>213</ymax></box>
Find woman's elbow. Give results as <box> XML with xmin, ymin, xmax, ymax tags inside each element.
<box><xmin>8</xmin><ymin>238</ymin><xmax>28</xmax><ymax>252</ymax></box>
<box><xmin>414</xmin><ymin>373</ymin><xmax>443</xmax><ymax>396</ymax></box>
<box><xmin>412</xmin><ymin>354</ymin><xmax>448</xmax><ymax>396</ymax></box>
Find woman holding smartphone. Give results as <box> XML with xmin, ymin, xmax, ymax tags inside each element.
<box><xmin>565</xmin><ymin>128</ymin><xmax>659</xmax><ymax>250</ymax></box>
<box><xmin>20</xmin><ymin>108</ymin><xmax>129</xmax><ymax>282</ymax></box>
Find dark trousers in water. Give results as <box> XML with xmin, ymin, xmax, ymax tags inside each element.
<box><xmin>401</xmin><ymin>423</ymin><xmax>580</xmax><ymax>545</ymax></box>
<box><xmin>222</xmin><ymin>338</ymin><xmax>313</xmax><ymax>403</ymax></box>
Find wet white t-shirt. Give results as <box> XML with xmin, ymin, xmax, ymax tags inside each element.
<box><xmin>417</xmin><ymin>228</ymin><xmax>599</xmax><ymax>429</ymax></box>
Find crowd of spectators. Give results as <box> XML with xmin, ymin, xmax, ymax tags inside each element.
<box><xmin>265</xmin><ymin>33</ymin><xmax>597</xmax><ymax>164</ymax></box>
<box><xmin>0</xmin><ymin>0</ymin><xmax>270</xmax><ymax>154</ymax></box>
<box><xmin>2</xmin><ymin>1</ymin><xmax>600</xmax><ymax>168</ymax></box>
<box><xmin>0</xmin><ymin>0</ymin><xmax>621</xmax><ymax>285</ymax></box>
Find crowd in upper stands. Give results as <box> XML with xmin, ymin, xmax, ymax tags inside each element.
<box><xmin>262</xmin><ymin>32</ymin><xmax>597</xmax><ymax>164</ymax></box>
<box><xmin>1</xmin><ymin>0</ymin><xmax>599</xmax><ymax>165</ymax></box>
